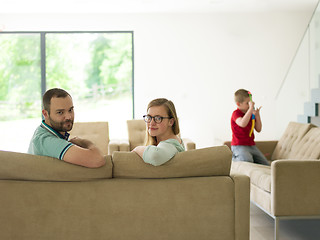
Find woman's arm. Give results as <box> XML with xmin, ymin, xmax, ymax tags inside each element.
<box><xmin>142</xmin><ymin>141</ymin><xmax>179</xmax><ymax>166</ymax></box>
<box><xmin>131</xmin><ymin>146</ymin><xmax>147</xmax><ymax>158</ymax></box>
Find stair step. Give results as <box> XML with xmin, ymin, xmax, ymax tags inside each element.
<box><xmin>311</xmin><ymin>89</ymin><xmax>320</xmax><ymax>103</ymax></box>
<box><xmin>303</xmin><ymin>102</ymin><xmax>319</xmax><ymax>116</ymax></box>
<box><xmin>297</xmin><ymin>115</ymin><xmax>311</xmax><ymax>124</ymax></box>
<box><xmin>310</xmin><ymin>116</ymin><xmax>320</xmax><ymax>127</ymax></box>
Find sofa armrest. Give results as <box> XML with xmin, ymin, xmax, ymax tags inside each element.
<box><xmin>109</xmin><ymin>139</ymin><xmax>130</xmax><ymax>154</ymax></box>
<box><xmin>230</xmin><ymin>174</ymin><xmax>250</xmax><ymax>240</ymax></box>
<box><xmin>182</xmin><ymin>138</ymin><xmax>196</xmax><ymax>151</ymax></box>
<box><xmin>271</xmin><ymin>160</ymin><xmax>320</xmax><ymax>216</ymax></box>
<box><xmin>119</xmin><ymin>139</ymin><xmax>130</xmax><ymax>152</ymax></box>
<box><xmin>108</xmin><ymin>139</ymin><xmax>120</xmax><ymax>155</ymax></box>
<box><xmin>223</xmin><ymin>141</ymin><xmax>231</xmax><ymax>149</ymax></box>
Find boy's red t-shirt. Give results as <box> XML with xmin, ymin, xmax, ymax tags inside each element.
<box><xmin>231</xmin><ymin>108</ymin><xmax>255</xmax><ymax>146</ymax></box>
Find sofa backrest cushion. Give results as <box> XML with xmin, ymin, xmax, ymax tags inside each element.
<box><xmin>271</xmin><ymin>122</ymin><xmax>315</xmax><ymax>160</ymax></box>
<box><xmin>289</xmin><ymin>127</ymin><xmax>320</xmax><ymax>159</ymax></box>
<box><xmin>112</xmin><ymin>145</ymin><xmax>232</xmax><ymax>178</ymax></box>
<box><xmin>0</xmin><ymin>150</ymin><xmax>113</xmax><ymax>181</ymax></box>
<box><xmin>69</xmin><ymin>122</ymin><xmax>109</xmax><ymax>155</ymax></box>
<box><xmin>127</xmin><ymin>119</ymin><xmax>146</xmax><ymax>151</ymax></box>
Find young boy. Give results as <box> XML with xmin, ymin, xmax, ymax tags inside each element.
<box><xmin>231</xmin><ymin>89</ymin><xmax>269</xmax><ymax>165</ymax></box>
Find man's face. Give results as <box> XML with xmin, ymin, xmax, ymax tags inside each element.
<box><xmin>43</xmin><ymin>96</ymin><xmax>74</xmax><ymax>133</ymax></box>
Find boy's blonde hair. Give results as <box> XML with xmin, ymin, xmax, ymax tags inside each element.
<box><xmin>234</xmin><ymin>89</ymin><xmax>250</xmax><ymax>103</ymax></box>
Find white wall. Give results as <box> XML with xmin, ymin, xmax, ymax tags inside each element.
<box><xmin>0</xmin><ymin>8</ymin><xmax>317</xmax><ymax>148</ymax></box>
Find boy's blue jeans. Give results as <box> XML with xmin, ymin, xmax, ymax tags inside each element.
<box><xmin>231</xmin><ymin>145</ymin><xmax>269</xmax><ymax>165</ymax></box>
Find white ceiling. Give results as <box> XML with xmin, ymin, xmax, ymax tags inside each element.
<box><xmin>0</xmin><ymin>0</ymin><xmax>318</xmax><ymax>14</ymax></box>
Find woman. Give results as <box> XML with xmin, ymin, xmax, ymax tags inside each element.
<box><xmin>132</xmin><ymin>98</ymin><xmax>185</xmax><ymax>166</ymax></box>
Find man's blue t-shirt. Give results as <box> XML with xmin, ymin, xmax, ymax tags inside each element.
<box><xmin>28</xmin><ymin>121</ymin><xmax>73</xmax><ymax>160</ymax></box>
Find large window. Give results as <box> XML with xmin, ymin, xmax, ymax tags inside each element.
<box><xmin>0</xmin><ymin>31</ymin><xmax>134</xmax><ymax>153</ymax></box>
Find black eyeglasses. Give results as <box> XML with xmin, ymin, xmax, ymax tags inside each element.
<box><xmin>143</xmin><ymin>115</ymin><xmax>171</xmax><ymax>124</ymax></box>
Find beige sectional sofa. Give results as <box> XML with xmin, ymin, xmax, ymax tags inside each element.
<box><xmin>0</xmin><ymin>146</ymin><xmax>249</xmax><ymax>240</ymax></box>
<box><xmin>227</xmin><ymin>122</ymin><xmax>320</xmax><ymax>239</ymax></box>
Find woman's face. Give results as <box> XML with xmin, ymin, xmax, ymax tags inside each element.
<box><xmin>146</xmin><ymin>105</ymin><xmax>174</xmax><ymax>140</ymax></box>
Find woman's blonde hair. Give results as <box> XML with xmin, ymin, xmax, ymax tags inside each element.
<box><xmin>145</xmin><ymin>98</ymin><xmax>180</xmax><ymax>146</ymax></box>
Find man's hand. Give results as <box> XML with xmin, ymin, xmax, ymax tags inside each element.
<box><xmin>69</xmin><ymin>137</ymin><xmax>93</xmax><ymax>149</ymax></box>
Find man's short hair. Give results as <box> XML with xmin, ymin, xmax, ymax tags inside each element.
<box><xmin>234</xmin><ymin>89</ymin><xmax>249</xmax><ymax>103</ymax></box>
<box><xmin>43</xmin><ymin>88</ymin><xmax>71</xmax><ymax>113</ymax></box>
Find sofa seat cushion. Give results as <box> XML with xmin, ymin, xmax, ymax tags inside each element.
<box><xmin>231</xmin><ymin>161</ymin><xmax>271</xmax><ymax>193</ymax></box>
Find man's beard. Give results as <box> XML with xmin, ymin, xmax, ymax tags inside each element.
<box><xmin>48</xmin><ymin>116</ymin><xmax>73</xmax><ymax>133</ymax></box>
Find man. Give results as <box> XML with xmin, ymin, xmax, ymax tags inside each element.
<box><xmin>28</xmin><ymin>88</ymin><xmax>105</xmax><ymax>168</ymax></box>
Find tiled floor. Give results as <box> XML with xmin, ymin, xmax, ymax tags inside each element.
<box><xmin>250</xmin><ymin>202</ymin><xmax>320</xmax><ymax>240</ymax></box>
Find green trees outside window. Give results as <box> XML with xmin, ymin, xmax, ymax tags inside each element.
<box><xmin>0</xmin><ymin>34</ymin><xmax>41</xmax><ymax>120</ymax></box>
<box><xmin>0</xmin><ymin>32</ymin><xmax>133</xmax><ymax>152</ymax></box>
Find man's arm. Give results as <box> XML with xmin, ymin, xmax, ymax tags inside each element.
<box><xmin>63</xmin><ymin>137</ymin><xmax>105</xmax><ymax>168</ymax></box>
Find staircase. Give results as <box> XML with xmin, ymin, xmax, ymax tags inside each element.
<box><xmin>297</xmin><ymin>86</ymin><xmax>320</xmax><ymax>126</ymax></box>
